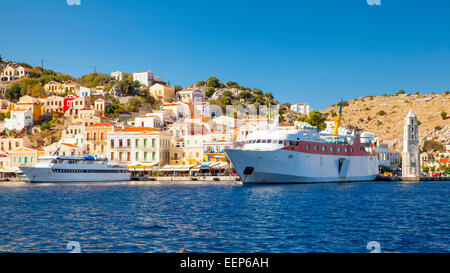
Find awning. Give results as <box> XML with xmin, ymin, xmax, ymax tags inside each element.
<box><xmin>158</xmin><ymin>165</ymin><xmax>198</xmax><ymax>172</ymax></box>
<box><xmin>128</xmin><ymin>162</ymin><xmax>159</xmax><ymax>168</ymax></box>
<box><xmin>211</xmin><ymin>162</ymin><xmax>229</xmax><ymax>169</ymax></box>
<box><xmin>0</xmin><ymin>167</ymin><xmax>21</xmax><ymax>173</ymax></box>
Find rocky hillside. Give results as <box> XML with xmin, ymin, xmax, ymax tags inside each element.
<box><xmin>321</xmin><ymin>93</ymin><xmax>450</xmax><ymax>152</ymax></box>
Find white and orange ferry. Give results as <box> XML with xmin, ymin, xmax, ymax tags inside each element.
<box><xmin>225</xmin><ymin>105</ymin><xmax>379</xmax><ymax>183</ymax></box>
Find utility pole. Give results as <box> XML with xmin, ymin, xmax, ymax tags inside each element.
<box><xmin>41</xmin><ymin>59</ymin><xmax>44</xmax><ymax>70</ymax></box>
<box><xmin>94</xmin><ymin>66</ymin><xmax>96</xmax><ymax>74</ymax></box>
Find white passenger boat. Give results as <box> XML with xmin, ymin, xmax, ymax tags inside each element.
<box><xmin>19</xmin><ymin>156</ymin><xmax>130</xmax><ymax>183</ymax></box>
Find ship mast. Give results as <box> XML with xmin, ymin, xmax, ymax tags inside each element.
<box><xmin>332</xmin><ymin>99</ymin><xmax>343</xmax><ymax>135</ymax></box>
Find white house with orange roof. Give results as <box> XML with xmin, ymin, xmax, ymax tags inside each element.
<box><xmin>160</xmin><ymin>101</ymin><xmax>193</xmax><ymax>121</ymax></box>
<box><xmin>44</xmin><ymin>142</ymin><xmax>85</xmax><ymax>157</ymax></box>
<box><xmin>175</xmin><ymin>88</ymin><xmax>205</xmax><ymax>103</ymax></box>
<box><xmin>290</xmin><ymin>103</ymin><xmax>311</xmax><ymax>115</ymax></box>
<box><xmin>4</xmin><ymin>109</ymin><xmax>33</xmax><ymax>131</ymax></box>
<box><xmin>150</xmin><ymin>83</ymin><xmax>175</xmax><ymax>103</ymax></box>
<box><xmin>0</xmin><ymin>65</ymin><xmax>41</xmax><ymax>81</ymax></box>
<box><xmin>128</xmin><ymin>113</ymin><xmax>163</xmax><ymax>129</ymax></box>
<box><xmin>133</xmin><ymin>70</ymin><xmax>155</xmax><ymax>87</ymax></box>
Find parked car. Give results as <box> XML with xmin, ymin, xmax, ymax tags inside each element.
<box><xmin>432</xmin><ymin>172</ymin><xmax>441</xmax><ymax>177</ymax></box>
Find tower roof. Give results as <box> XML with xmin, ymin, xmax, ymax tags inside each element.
<box><xmin>406</xmin><ymin>109</ymin><xmax>417</xmax><ymax>118</ymax></box>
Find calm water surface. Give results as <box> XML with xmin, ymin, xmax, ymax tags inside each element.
<box><xmin>0</xmin><ymin>181</ymin><xmax>448</xmax><ymax>253</ymax></box>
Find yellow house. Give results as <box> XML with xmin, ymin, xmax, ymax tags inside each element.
<box><xmin>44</xmin><ymin>81</ymin><xmax>64</xmax><ymax>93</ymax></box>
<box><xmin>9</xmin><ymin>147</ymin><xmax>45</xmax><ymax>168</ymax></box>
<box><xmin>150</xmin><ymin>83</ymin><xmax>175</xmax><ymax>103</ymax></box>
<box><xmin>44</xmin><ymin>81</ymin><xmax>79</xmax><ymax>94</ymax></box>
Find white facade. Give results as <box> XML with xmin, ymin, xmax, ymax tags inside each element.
<box><xmin>111</xmin><ymin>71</ymin><xmax>130</xmax><ymax>81</ymax></box>
<box><xmin>128</xmin><ymin>114</ymin><xmax>163</xmax><ymax>129</ymax></box>
<box><xmin>175</xmin><ymin>88</ymin><xmax>205</xmax><ymax>103</ymax></box>
<box><xmin>78</xmin><ymin>86</ymin><xmax>91</xmax><ymax>97</ymax></box>
<box><xmin>4</xmin><ymin>109</ymin><xmax>33</xmax><ymax>131</ymax></box>
<box><xmin>290</xmin><ymin>103</ymin><xmax>311</xmax><ymax>115</ymax></box>
<box><xmin>402</xmin><ymin>109</ymin><xmax>420</xmax><ymax>178</ymax></box>
<box><xmin>193</xmin><ymin>102</ymin><xmax>210</xmax><ymax>116</ymax></box>
<box><xmin>133</xmin><ymin>71</ymin><xmax>155</xmax><ymax>87</ymax></box>
<box><xmin>375</xmin><ymin>144</ymin><xmax>391</xmax><ymax>168</ymax></box>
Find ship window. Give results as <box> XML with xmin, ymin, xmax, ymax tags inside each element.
<box><xmin>351</xmin><ymin>148</ymin><xmax>353</xmax><ymax>152</ymax></box>
<box><xmin>322</xmin><ymin>146</ymin><xmax>326</xmax><ymax>151</ymax></box>
<box><xmin>278</xmin><ymin>140</ymin><xmax>283</xmax><ymax>144</ymax></box>
<box><xmin>314</xmin><ymin>145</ymin><xmax>318</xmax><ymax>151</ymax></box>
<box><xmin>330</xmin><ymin>147</ymin><xmax>334</xmax><ymax>152</ymax></box>
<box><xmin>306</xmin><ymin>144</ymin><xmax>310</xmax><ymax>150</ymax></box>
<box><xmin>345</xmin><ymin>148</ymin><xmax>348</xmax><ymax>152</ymax></box>
<box><xmin>261</xmin><ymin>139</ymin><xmax>267</xmax><ymax>143</ymax></box>
<box><xmin>256</xmin><ymin>140</ymin><xmax>261</xmax><ymax>143</ymax></box>
<box><xmin>337</xmin><ymin>147</ymin><xmax>341</xmax><ymax>152</ymax></box>
<box><xmin>267</xmin><ymin>140</ymin><xmax>272</xmax><ymax>143</ymax></box>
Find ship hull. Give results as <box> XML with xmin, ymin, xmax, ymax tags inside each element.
<box><xmin>19</xmin><ymin>167</ymin><xmax>131</xmax><ymax>183</ymax></box>
<box><xmin>225</xmin><ymin>149</ymin><xmax>379</xmax><ymax>184</ymax></box>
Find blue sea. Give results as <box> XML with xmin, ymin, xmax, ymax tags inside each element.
<box><xmin>0</xmin><ymin>181</ymin><xmax>448</xmax><ymax>253</ymax></box>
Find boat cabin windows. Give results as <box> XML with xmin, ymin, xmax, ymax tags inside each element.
<box><xmin>322</xmin><ymin>146</ymin><xmax>326</xmax><ymax>151</ymax></box>
<box><xmin>306</xmin><ymin>144</ymin><xmax>310</xmax><ymax>150</ymax></box>
<box><xmin>314</xmin><ymin>145</ymin><xmax>318</xmax><ymax>151</ymax></box>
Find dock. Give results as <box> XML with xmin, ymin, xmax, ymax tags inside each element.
<box><xmin>376</xmin><ymin>175</ymin><xmax>450</xmax><ymax>182</ymax></box>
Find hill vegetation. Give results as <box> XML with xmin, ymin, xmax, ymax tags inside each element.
<box><xmin>321</xmin><ymin>92</ymin><xmax>450</xmax><ymax>152</ymax></box>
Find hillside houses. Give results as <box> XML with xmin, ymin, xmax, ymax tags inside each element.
<box><xmin>0</xmin><ymin>65</ymin><xmax>41</xmax><ymax>81</ymax></box>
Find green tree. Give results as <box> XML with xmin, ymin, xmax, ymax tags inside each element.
<box><xmin>295</xmin><ymin>116</ymin><xmax>308</xmax><ymax>122</ymax></box>
<box><xmin>422</xmin><ymin>140</ymin><xmax>444</xmax><ymax>152</ymax></box>
<box><xmin>207</xmin><ymin>76</ymin><xmax>220</xmax><ymax>88</ymax></box>
<box><xmin>4</xmin><ymin>84</ymin><xmax>22</xmax><ymax>100</ymax></box>
<box><xmin>252</xmin><ymin>89</ymin><xmax>263</xmax><ymax>95</ymax></box>
<box><xmin>174</xmin><ymin>85</ymin><xmax>183</xmax><ymax>92</ymax></box>
<box><xmin>264</xmin><ymin>92</ymin><xmax>274</xmax><ymax>100</ymax></box>
<box><xmin>105</xmin><ymin>104</ymin><xmax>125</xmax><ymax>118</ymax></box>
<box><xmin>205</xmin><ymin>88</ymin><xmax>214</xmax><ymax>98</ymax></box>
<box><xmin>376</xmin><ymin>110</ymin><xmax>386</xmax><ymax>116</ymax></box>
<box><xmin>396</xmin><ymin>90</ymin><xmax>406</xmax><ymax>95</ymax></box>
<box><xmin>238</xmin><ymin>91</ymin><xmax>251</xmax><ymax>100</ymax></box>
<box><xmin>441</xmin><ymin>111</ymin><xmax>447</xmax><ymax>120</ymax></box>
<box><xmin>307</xmin><ymin>110</ymin><xmax>326</xmax><ymax>130</ymax></box>
<box><xmin>117</xmin><ymin>79</ymin><xmax>141</xmax><ymax>96</ymax></box>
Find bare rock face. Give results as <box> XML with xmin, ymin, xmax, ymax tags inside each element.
<box><xmin>109</xmin><ymin>85</ymin><xmax>123</xmax><ymax>97</ymax></box>
<box><xmin>321</xmin><ymin>93</ymin><xmax>450</xmax><ymax>152</ymax></box>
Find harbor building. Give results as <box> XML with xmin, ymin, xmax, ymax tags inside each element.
<box><xmin>402</xmin><ymin>109</ymin><xmax>421</xmax><ymax>178</ymax></box>
<box><xmin>107</xmin><ymin>127</ymin><xmax>171</xmax><ymax>167</ymax></box>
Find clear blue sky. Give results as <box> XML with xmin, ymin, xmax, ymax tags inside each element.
<box><xmin>1</xmin><ymin>0</ymin><xmax>450</xmax><ymax>109</ymax></box>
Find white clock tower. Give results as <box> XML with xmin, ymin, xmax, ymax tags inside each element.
<box><xmin>402</xmin><ymin>109</ymin><xmax>421</xmax><ymax>178</ymax></box>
